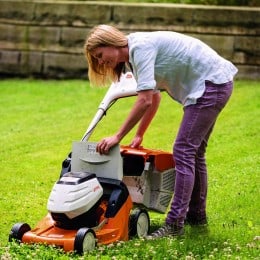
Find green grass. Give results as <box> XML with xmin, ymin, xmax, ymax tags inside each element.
<box><xmin>0</xmin><ymin>79</ymin><xmax>259</xmax><ymax>259</ymax></box>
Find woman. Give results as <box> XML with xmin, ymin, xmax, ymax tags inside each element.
<box><xmin>84</xmin><ymin>24</ymin><xmax>238</xmax><ymax>238</ymax></box>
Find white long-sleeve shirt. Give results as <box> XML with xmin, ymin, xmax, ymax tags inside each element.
<box><xmin>127</xmin><ymin>31</ymin><xmax>238</xmax><ymax>106</ymax></box>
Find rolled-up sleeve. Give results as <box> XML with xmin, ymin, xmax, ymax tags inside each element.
<box><xmin>129</xmin><ymin>42</ymin><xmax>157</xmax><ymax>91</ymax></box>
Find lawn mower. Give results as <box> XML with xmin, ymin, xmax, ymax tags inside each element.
<box><xmin>9</xmin><ymin>72</ymin><xmax>175</xmax><ymax>254</ymax></box>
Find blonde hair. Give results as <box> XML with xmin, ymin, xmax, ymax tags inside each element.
<box><xmin>84</xmin><ymin>24</ymin><xmax>128</xmax><ymax>87</ymax></box>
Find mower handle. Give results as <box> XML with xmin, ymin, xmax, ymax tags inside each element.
<box><xmin>81</xmin><ymin>72</ymin><xmax>137</xmax><ymax>141</ymax></box>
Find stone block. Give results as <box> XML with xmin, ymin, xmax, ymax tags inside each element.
<box><xmin>0</xmin><ymin>24</ymin><xmax>61</xmax><ymax>51</ymax></box>
<box><xmin>0</xmin><ymin>0</ymin><xmax>35</xmax><ymax>21</ymax></box>
<box><xmin>0</xmin><ymin>50</ymin><xmax>20</xmax><ymax>74</ymax></box>
<box><xmin>234</xmin><ymin>36</ymin><xmax>260</xmax><ymax>54</ymax></box>
<box><xmin>192</xmin><ymin>6</ymin><xmax>260</xmax><ymax>28</ymax></box>
<box><xmin>61</xmin><ymin>27</ymin><xmax>89</xmax><ymax>48</ymax></box>
<box><xmin>28</xmin><ymin>26</ymin><xmax>61</xmax><ymax>47</ymax></box>
<box><xmin>34</xmin><ymin>2</ymin><xmax>112</xmax><ymax>26</ymax></box>
<box><xmin>43</xmin><ymin>52</ymin><xmax>87</xmax><ymax>78</ymax></box>
<box><xmin>189</xmin><ymin>34</ymin><xmax>235</xmax><ymax>59</ymax></box>
<box><xmin>113</xmin><ymin>4</ymin><xmax>193</xmax><ymax>27</ymax></box>
<box><xmin>0</xmin><ymin>24</ymin><xmax>27</xmax><ymax>43</ymax></box>
<box><xmin>0</xmin><ymin>50</ymin><xmax>42</xmax><ymax>76</ymax></box>
<box><xmin>236</xmin><ymin>65</ymin><xmax>260</xmax><ymax>80</ymax></box>
<box><xmin>20</xmin><ymin>51</ymin><xmax>43</xmax><ymax>75</ymax></box>
<box><xmin>233</xmin><ymin>51</ymin><xmax>260</xmax><ymax>65</ymax></box>
<box><xmin>113</xmin><ymin>4</ymin><xmax>260</xmax><ymax>29</ymax></box>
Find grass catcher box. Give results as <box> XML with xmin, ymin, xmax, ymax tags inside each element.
<box><xmin>121</xmin><ymin>146</ymin><xmax>175</xmax><ymax>213</ymax></box>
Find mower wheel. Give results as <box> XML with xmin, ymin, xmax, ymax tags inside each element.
<box><xmin>74</xmin><ymin>228</ymin><xmax>96</xmax><ymax>253</ymax></box>
<box><xmin>129</xmin><ymin>208</ymin><xmax>150</xmax><ymax>238</ymax></box>
<box><xmin>9</xmin><ymin>222</ymin><xmax>31</xmax><ymax>243</ymax></box>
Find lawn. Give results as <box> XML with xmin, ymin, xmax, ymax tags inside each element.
<box><xmin>0</xmin><ymin>79</ymin><xmax>259</xmax><ymax>259</ymax></box>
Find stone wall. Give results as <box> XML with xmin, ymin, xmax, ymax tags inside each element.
<box><xmin>0</xmin><ymin>0</ymin><xmax>259</xmax><ymax>79</ymax></box>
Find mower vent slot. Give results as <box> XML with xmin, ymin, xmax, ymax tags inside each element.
<box><xmin>160</xmin><ymin>194</ymin><xmax>172</xmax><ymax>208</ymax></box>
<box><xmin>162</xmin><ymin>171</ymin><xmax>175</xmax><ymax>190</ymax></box>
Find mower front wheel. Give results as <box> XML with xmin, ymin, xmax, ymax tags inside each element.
<box><xmin>74</xmin><ymin>228</ymin><xmax>96</xmax><ymax>254</ymax></box>
<box><xmin>9</xmin><ymin>222</ymin><xmax>31</xmax><ymax>243</ymax></box>
<box><xmin>129</xmin><ymin>208</ymin><xmax>150</xmax><ymax>238</ymax></box>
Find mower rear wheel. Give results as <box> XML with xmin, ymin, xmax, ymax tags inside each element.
<box><xmin>129</xmin><ymin>208</ymin><xmax>150</xmax><ymax>238</ymax></box>
<box><xmin>74</xmin><ymin>228</ymin><xmax>96</xmax><ymax>253</ymax></box>
<box><xmin>9</xmin><ymin>223</ymin><xmax>31</xmax><ymax>243</ymax></box>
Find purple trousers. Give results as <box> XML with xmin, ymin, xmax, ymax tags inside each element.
<box><xmin>166</xmin><ymin>80</ymin><xmax>233</xmax><ymax>227</ymax></box>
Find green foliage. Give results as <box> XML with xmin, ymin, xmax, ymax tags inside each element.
<box><xmin>177</xmin><ymin>0</ymin><xmax>251</xmax><ymax>5</ymax></box>
<box><xmin>77</xmin><ymin>0</ymin><xmax>258</xmax><ymax>7</ymax></box>
<box><xmin>0</xmin><ymin>79</ymin><xmax>259</xmax><ymax>259</ymax></box>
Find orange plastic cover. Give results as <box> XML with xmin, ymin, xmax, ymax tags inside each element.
<box><xmin>120</xmin><ymin>145</ymin><xmax>174</xmax><ymax>172</ymax></box>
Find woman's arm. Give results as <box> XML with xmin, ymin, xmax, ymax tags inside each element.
<box><xmin>130</xmin><ymin>91</ymin><xmax>161</xmax><ymax>148</ymax></box>
<box><xmin>96</xmin><ymin>89</ymin><xmax>156</xmax><ymax>154</ymax></box>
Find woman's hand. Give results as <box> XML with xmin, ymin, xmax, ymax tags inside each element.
<box><xmin>130</xmin><ymin>135</ymin><xmax>143</xmax><ymax>148</ymax></box>
<box><xmin>96</xmin><ymin>135</ymin><xmax>120</xmax><ymax>154</ymax></box>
